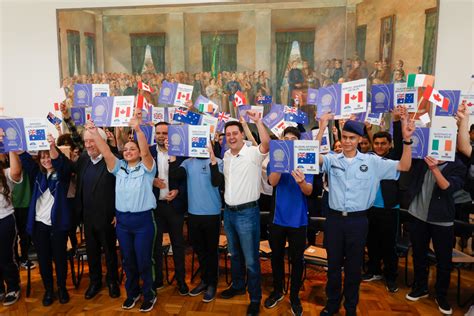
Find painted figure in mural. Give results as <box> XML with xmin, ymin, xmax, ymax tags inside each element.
<box><xmin>287</xmin><ymin>60</ymin><xmax>304</xmax><ymax>106</ymax></box>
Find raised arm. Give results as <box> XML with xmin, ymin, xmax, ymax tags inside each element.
<box><xmin>456</xmin><ymin>103</ymin><xmax>472</xmax><ymax>158</ymax></box>
<box><xmin>390</xmin><ymin>106</ymin><xmax>404</xmax><ymax>160</ymax></box>
<box><xmin>60</xmin><ymin>102</ymin><xmax>84</xmax><ymax>151</ymax></box>
<box><xmin>316</xmin><ymin>113</ymin><xmax>334</xmax><ymax>165</ymax></box>
<box><xmin>8</xmin><ymin>151</ymin><xmax>22</xmax><ymax>182</ymax></box>
<box><xmin>85</xmin><ymin>121</ymin><xmax>117</xmax><ymax>172</ymax></box>
<box><xmin>240</xmin><ymin>117</ymin><xmax>258</xmax><ymax>146</ymax></box>
<box><xmin>130</xmin><ymin>114</ymin><xmax>154</xmax><ymax>171</ymax></box>
<box><xmin>247</xmin><ymin>110</ymin><xmax>270</xmax><ymax>154</ymax></box>
<box><xmin>397</xmin><ymin>117</ymin><xmax>415</xmax><ymax>171</ymax></box>
<box><xmin>208</xmin><ymin>143</ymin><xmax>224</xmax><ymax>187</ymax></box>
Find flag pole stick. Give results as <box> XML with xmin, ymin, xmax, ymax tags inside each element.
<box><xmin>410</xmin><ymin>94</ymin><xmax>425</xmax><ymax>121</ymax></box>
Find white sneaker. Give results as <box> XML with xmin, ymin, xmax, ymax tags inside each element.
<box><xmin>3</xmin><ymin>290</ymin><xmax>20</xmax><ymax>306</ymax></box>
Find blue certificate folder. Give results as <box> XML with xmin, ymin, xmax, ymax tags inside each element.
<box><xmin>269</xmin><ymin>140</ymin><xmax>319</xmax><ymax>174</ymax></box>
<box><xmin>168</xmin><ymin>125</ymin><xmax>210</xmax><ymax>158</ymax></box>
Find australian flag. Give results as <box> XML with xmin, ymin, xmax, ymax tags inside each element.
<box><xmin>297</xmin><ymin>152</ymin><xmax>316</xmax><ymax>164</ymax></box>
<box><xmin>256</xmin><ymin>95</ymin><xmax>272</xmax><ymax>104</ymax></box>
<box><xmin>284</xmin><ymin>108</ymin><xmax>308</xmax><ymax>124</ymax></box>
<box><xmin>398</xmin><ymin>93</ymin><xmax>414</xmax><ymax>104</ymax></box>
<box><xmin>191</xmin><ymin>137</ymin><xmax>207</xmax><ymax>148</ymax></box>
<box><xmin>173</xmin><ymin>110</ymin><xmax>201</xmax><ymax>125</ymax></box>
<box><xmin>28</xmin><ymin>129</ymin><xmax>46</xmax><ymax>141</ymax></box>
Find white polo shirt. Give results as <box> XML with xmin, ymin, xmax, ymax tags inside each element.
<box><xmin>0</xmin><ymin>169</ymin><xmax>22</xmax><ymax>220</ymax></box>
<box><xmin>223</xmin><ymin>144</ymin><xmax>267</xmax><ymax>206</ymax></box>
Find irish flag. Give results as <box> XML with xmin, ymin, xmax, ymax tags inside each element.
<box><xmin>423</xmin><ymin>85</ymin><xmax>450</xmax><ymax>111</ymax></box>
<box><xmin>407</xmin><ymin>74</ymin><xmax>435</xmax><ymax>88</ymax></box>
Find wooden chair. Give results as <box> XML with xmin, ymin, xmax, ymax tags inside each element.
<box><xmin>452</xmin><ymin>248</ymin><xmax>474</xmax><ymax>307</ymax></box>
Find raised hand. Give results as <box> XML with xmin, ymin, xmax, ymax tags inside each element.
<box><xmin>105</xmin><ymin>128</ymin><xmax>116</xmax><ymax>147</ymax></box>
<box><xmin>246</xmin><ymin>110</ymin><xmax>261</xmax><ymax>123</ymax></box>
<box><xmin>319</xmin><ymin>112</ymin><xmax>334</xmax><ymax>130</ymax></box>
<box><xmin>291</xmin><ymin>169</ymin><xmax>305</xmax><ymax>184</ymax></box>
<box><xmin>128</xmin><ymin>113</ymin><xmax>141</xmax><ymax>131</ymax></box>
<box><xmin>59</xmin><ymin>102</ymin><xmax>70</xmax><ymax>119</ymax></box>
<box><xmin>47</xmin><ymin>133</ymin><xmax>56</xmax><ymax>148</ymax></box>
<box><xmin>208</xmin><ymin>142</ymin><xmax>217</xmax><ymax>164</ymax></box>
<box><xmin>455</xmin><ymin>102</ymin><xmax>469</xmax><ymax>126</ymax></box>
<box><xmin>401</xmin><ymin>117</ymin><xmax>415</xmax><ymax>141</ymax></box>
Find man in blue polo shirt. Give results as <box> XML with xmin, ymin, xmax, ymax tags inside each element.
<box><xmin>168</xmin><ymin>144</ymin><xmax>224</xmax><ymax>303</ymax></box>
<box><xmin>264</xmin><ymin>126</ymin><xmax>313</xmax><ymax>316</ymax></box>
<box><xmin>316</xmin><ymin>114</ymin><xmax>414</xmax><ymax>316</ymax></box>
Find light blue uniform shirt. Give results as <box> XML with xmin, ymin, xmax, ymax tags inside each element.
<box><xmin>111</xmin><ymin>158</ymin><xmax>157</xmax><ymax>213</ymax></box>
<box><xmin>181</xmin><ymin>158</ymin><xmax>223</xmax><ymax>215</ymax></box>
<box><xmin>321</xmin><ymin>151</ymin><xmax>400</xmax><ymax>212</ymax></box>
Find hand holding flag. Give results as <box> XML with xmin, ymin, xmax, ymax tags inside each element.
<box><xmin>423</xmin><ymin>85</ymin><xmax>450</xmax><ymax>111</ymax></box>
<box><xmin>138</xmin><ymin>81</ymin><xmax>153</xmax><ymax>93</ymax></box>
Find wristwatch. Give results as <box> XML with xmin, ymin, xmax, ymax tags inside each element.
<box><xmin>403</xmin><ymin>139</ymin><xmax>413</xmax><ymax>145</ymax></box>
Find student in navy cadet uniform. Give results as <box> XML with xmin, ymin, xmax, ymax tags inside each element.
<box><xmin>362</xmin><ymin>106</ymin><xmax>405</xmax><ymax>292</ymax></box>
<box><xmin>264</xmin><ymin>126</ymin><xmax>313</xmax><ymax>316</ymax></box>
<box><xmin>85</xmin><ymin>115</ymin><xmax>158</xmax><ymax>313</ymax></box>
<box><xmin>18</xmin><ymin>134</ymin><xmax>73</xmax><ymax>307</ymax></box>
<box><xmin>316</xmin><ymin>114</ymin><xmax>415</xmax><ymax>316</ymax></box>
<box><xmin>168</xmin><ymin>142</ymin><xmax>224</xmax><ymax>303</ymax></box>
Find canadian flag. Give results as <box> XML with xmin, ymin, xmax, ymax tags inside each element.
<box><xmin>176</xmin><ymin>91</ymin><xmax>191</xmax><ymax>103</ymax></box>
<box><xmin>138</xmin><ymin>81</ymin><xmax>153</xmax><ymax>93</ymax></box>
<box><xmin>114</xmin><ymin>106</ymin><xmax>132</xmax><ymax>119</ymax></box>
<box><xmin>344</xmin><ymin>91</ymin><xmax>363</xmax><ymax>104</ymax></box>
<box><xmin>233</xmin><ymin>91</ymin><xmax>247</xmax><ymax>107</ymax></box>
<box><xmin>54</xmin><ymin>102</ymin><xmax>60</xmax><ymax>111</ymax></box>
<box><xmin>136</xmin><ymin>95</ymin><xmax>151</xmax><ymax>111</ymax></box>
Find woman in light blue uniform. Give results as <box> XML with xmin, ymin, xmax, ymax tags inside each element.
<box><xmin>85</xmin><ymin>115</ymin><xmax>157</xmax><ymax>313</ymax></box>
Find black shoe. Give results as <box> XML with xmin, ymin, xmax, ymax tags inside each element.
<box><xmin>361</xmin><ymin>272</ymin><xmax>382</xmax><ymax>282</ymax></box>
<box><xmin>320</xmin><ymin>306</ymin><xmax>339</xmax><ymax>316</ymax></box>
<box><xmin>122</xmin><ymin>295</ymin><xmax>140</xmax><ymax>310</ymax></box>
<box><xmin>85</xmin><ymin>283</ymin><xmax>102</xmax><ymax>300</ymax></box>
<box><xmin>406</xmin><ymin>287</ymin><xmax>429</xmax><ymax>301</ymax></box>
<box><xmin>436</xmin><ymin>297</ymin><xmax>453</xmax><ymax>315</ymax></box>
<box><xmin>3</xmin><ymin>290</ymin><xmax>20</xmax><ymax>306</ymax></box>
<box><xmin>139</xmin><ymin>295</ymin><xmax>157</xmax><ymax>312</ymax></box>
<box><xmin>0</xmin><ymin>291</ymin><xmax>4</xmax><ymax>302</ymax></box>
<box><xmin>202</xmin><ymin>285</ymin><xmax>216</xmax><ymax>303</ymax></box>
<box><xmin>108</xmin><ymin>282</ymin><xmax>121</xmax><ymax>298</ymax></box>
<box><xmin>177</xmin><ymin>283</ymin><xmax>189</xmax><ymax>296</ymax></box>
<box><xmin>154</xmin><ymin>280</ymin><xmax>165</xmax><ymax>291</ymax></box>
<box><xmin>290</xmin><ymin>297</ymin><xmax>303</xmax><ymax>316</ymax></box>
<box><xmin>247</xmin><ymin>301</ymin><xmax>260</xmax><ymax>316</ymax></box>
<box><xmin>264</xmin><ymin>291</ymin><xmax>284</xmax><ymax>309</ymax></box>
<box><xmin>42</xmin><ymin>290</ymin><xmax>55</xmax><ymax>307</ymax></box>
<box><xmin>385</xmin><ymin>279</ymin><xmax>399</xmax><ymax>293</ymax></box>
<box><xmin>189</xmin><ymin>282</ymin><xmax>207</xmax><ymax>297</ymax></box>
<box><xmin>220</xmin><ymin>287</ymin><xmax>246</xmax><ymax>299</ymax></box>
<box><xmin>58</xmin><ymin>287</ymin><xmax>70</xmax><ymax>304</ymax></box>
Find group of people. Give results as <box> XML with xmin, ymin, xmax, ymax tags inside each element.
<box><xmin>0</xmin><ymin>81</ymin><xmax>472</xmax><ymax>316</ymax></box>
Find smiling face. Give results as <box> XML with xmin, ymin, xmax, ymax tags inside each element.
<box><xmin>225</xmin><ymin>125</ymin><xmax>244</xmax><ymax>154</ymax></box>
<box><xmin>359</xmin><ymin>137</ymin><xmax>371</xmax><ymax>153</ymax></box>
<box><xmin>39</xmin><ymin>151</ymin><xmax>53</xmax><ymax>172</ymax></box>
<box><xmin>341</xmin><ymin>131</ymin><xmax>361</xmax><ymax>155</ymax></box>
<box><xmin>83</xmin><ymin>130</ymin><xmax>100</xmax><ymax>159</ymax></box>
<box><xmin>155</xmin><ymin>124</ymin><xmax>168</xmax><ymax>148</ymax></box>
<box><xmin>373</xmin><ymin>136</ymin><xmax>391</xmax><ymax>157</ymax></box>
<box><xmin>123</xmin><ymin>141</ymin><xmax>141</xmax><ymax>164</ymax></box>
<box><xmin>333</xmin><ymin>140</ymin><xmax>343</xmax><ymax>153</ymax></box>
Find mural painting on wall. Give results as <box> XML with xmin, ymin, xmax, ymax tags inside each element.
<box><xmin>56</xmin><ymin>0</ymin><xmax>438</xmax><ymax>129</ymax></box>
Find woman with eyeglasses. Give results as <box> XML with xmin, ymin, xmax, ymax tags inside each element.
<box><xmin>84</xmin><ymin>114</ymin><xmax>157</xmax><ymax>313</ymax></box>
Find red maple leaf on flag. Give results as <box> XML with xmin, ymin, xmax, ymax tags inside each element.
<box><xmin>433</xmin><ymin>94</ymin><xmax>441</xmax><ymax>102</ymax></box>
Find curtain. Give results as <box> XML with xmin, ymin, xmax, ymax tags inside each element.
<box><xmin>422</xmin><ymin>11</ymin><xmax>437</xmax><ymax>75</ymax></box>
<box><xmin>356</xmin><ymin>25</ymin><xmax>367</xmax><ymax>60</ymax></box>
<box><xmin>201</xmin><ymin>33</ymin><xmax>238</xmax><ymax>76</ymax></box>
<box><xmin>130</xmin><ymin>34</ymin><xmax>166</xmax><ymax>74</ymax></box>
<box><xmin>85</xmin><ymin>35</ymin><xmax>96</xmax><ymax>74</ymax></box>
<box><xmin>67</xmin><ymin>31</ymin><xmax>80</xmax><ymax>77</ymax></box>
<box><xmin>275</xmin><ymin>31</ymin><xmax>315</xmax><ymax>103</ymax></box>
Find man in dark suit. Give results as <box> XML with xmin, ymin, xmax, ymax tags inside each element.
<box><xmin>150</xmin><ymin>122</ymin><xmax>189</xmax><ymax>295</ymax></box>
<box><xmin>288</xmin><ymin>60</ymin><xmax>304</xmax><ymax>106</ymax></box>
<box><xmin>73</xmin><ymin>126</ymin><xmax>120</xmax><ymax>299</ymax></box>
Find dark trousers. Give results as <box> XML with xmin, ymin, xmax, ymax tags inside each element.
<box><xmin>67</xmin><ymin>198</ymin><xmax>78</xmax><ymax>250</ymax></box>
<box><xmin>269</xmin><ymin>223</ymin><xmax>306</xmax><ymax>301</ymax></box>
<box><xmin>0</xmin><ymin>214</ymin><xmax>20</xmax><ymax>293</ymax></box>
<box><xmin>188</xmin><ymin>214</ymin><xmax>220</xmax><ymax>286</ymax></box>
<box><xmin>258</xmin><ymin>194</ymin><xmax>272</xmax><ymax>240</ymax></box>
<box><xmin>154</xmin><ymin>201</ymin><xmax>186</xmax><ymax>285</ymax></box>
<box><xmin>33</xmin><ymin>221</ymin><xmax>68</xmax><ymax>290</ymax></box>
<box><xmin>324</xmin><ymin>210</ymin><xmax>368</xmax><ymax>313</ymax></box>
<box><xmin>14</xmin><ymin>207</ymin><xmax>29</xmax><ymax>262</ymax></box>
<box><xmin>116</xmin><ymin>210</ymin><xmax>156</xmax><ymax>301</ymax></box>
<box><xmin>409</xmin><ymin>215</ymin><xmax>453</xmax><ymax>299</ymax></box>
<box><xmin>84</xmin><ymin>221</ymin><xmax>118</xmax><ymax>285</ymax></box>
<box><xmin>366</xmin><ymin>207</ymin><xmax>399</xmax><ymax>281</ymax></box>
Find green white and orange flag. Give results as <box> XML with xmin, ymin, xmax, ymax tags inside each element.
<box><xmin>423</xmin><ymin>85</ymin><xmax>450</xmax><ymax>111</ymax></box>
<box><xmin>406</xmin><ymin>74</ymin><xmax>435</xmax><ymax>88</ymax></box>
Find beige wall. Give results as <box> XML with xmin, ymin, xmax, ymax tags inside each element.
<box><xmin>58</xmin><ymin>11</ymin><xmax>96</xmax><ymax>79</ymax></box>
<box><xmin>102</xmin><ymin>14</ymin><xmax>169</xmax><ymax>73</ymax></box>
<box><xmin>356</xmin><ymin>0</ymin><xmax>437</xmax><ymax>74</ymax></box>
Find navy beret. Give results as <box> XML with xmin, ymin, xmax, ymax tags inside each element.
<box><xmin>342</xmin><ymin>120</ymin><xmax>365</xmax><ymax>136</ymax></box>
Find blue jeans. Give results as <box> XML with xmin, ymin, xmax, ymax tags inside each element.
<box><xmin>116</xmin><ymin>210</ymin><xmax>156</xmax><ymax>301</ymax></box>
<box><xmin>224</xmin><ymin>205</ymin><xmax>261</xmax><ymax>303</ymax></box>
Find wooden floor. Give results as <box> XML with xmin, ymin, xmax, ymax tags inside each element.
<box><xmin>1</xmin><ymin>238</ymin><xmax>473</xmax><ymax>315</ymax></box>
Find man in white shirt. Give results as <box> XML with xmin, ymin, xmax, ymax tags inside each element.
<box><xmin>220</xmin><ymin>111</ymin><xmax>270</xmax><ymax>316</ymax></box>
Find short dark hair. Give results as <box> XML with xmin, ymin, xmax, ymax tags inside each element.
<box><xmin>283</xmin><ymin>126</ymin><xmax>301</xmax><ymax>139</ymax></box>
<box><xmin>56</xmin><ymin>133</ymin><xmax>73</xmax><ymax>147</ymax></box>
<box><xmin>155</xmin><ymin>121</ymin><xmax>169</xmax><ymax>128</ymax></box>
<box><xmin>470</xmin><ymin>124</ymin><xmax>474</xmax><ymax>132</ymax></box>
<box><xmin>373</xmin><ymin>131</ymin><xmax>392</xmax><ymax>143</ymax></box>
<box><xmin>224</xmin><ymin>121</ymin><xmax>244</xmax><ymax>133</ymax></box>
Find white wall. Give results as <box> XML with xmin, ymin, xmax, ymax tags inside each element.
<box><xmin>1</xmin><ymin>0</ymin><xmax>473</xmax><ymax>122</ymax></box>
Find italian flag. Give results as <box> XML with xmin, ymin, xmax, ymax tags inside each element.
<box><xmin>406</xmin><ymin>74</ymin><xmax>435</xmax><ymax>88</ymax></box>
<box><xmin>423</xmin><ymin>85</ymin><xmax>450</xmax><ymax>111</ymax></box>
